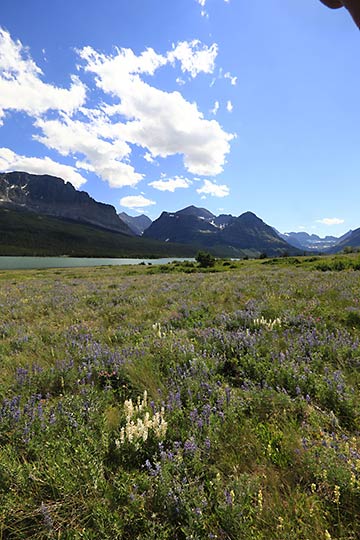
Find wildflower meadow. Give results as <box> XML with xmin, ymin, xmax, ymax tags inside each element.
<box><xmin>0</xmin><ymin>256</ymin><xmax>360</xmax><ymax>539</ymax></box>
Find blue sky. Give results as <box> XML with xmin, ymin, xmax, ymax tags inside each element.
<box><xmin>0</xmin><ymin>0</ymin><xmax>358</xmax><ymax>236</ymax></box>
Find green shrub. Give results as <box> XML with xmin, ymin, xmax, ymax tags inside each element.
<box><xmin>195</xmin><ymin>251</ymin><xmax>215</xmax><ymax>268</ymax></box>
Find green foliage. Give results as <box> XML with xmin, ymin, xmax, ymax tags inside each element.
<box><xmin>195</xmin><ymin>250</ymin><xmax>215</xmax><ymax>267</ymax></box>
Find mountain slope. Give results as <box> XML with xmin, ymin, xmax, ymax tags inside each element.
<box><xmin>0</xmin><ymin>171</ymin><xmax>133</xmax><ymax>235</ymax></box>
<box><xmin>118</xmin><ymin>212</ymin><xmax>152</xmax><ymax>236</ymax></box>
<box><xmin>143</xmin><ymin>210</ymin><xmax>219</xmax><ymax>247</ymax></box>
<box><xmin>0</xmin><ymin>206</ymin><xmax>196</xmax><ymax>257</ymax></box>
<box><xmin>175</xmin><ymin>205</ymin><xmax>215</xmax><ymax>220</ymax></box>
<box><xmin>144</xmin><ymin>206</ymin><xmax>300</xmax><ymax>257</ymax></box>
<box><xmin>219</xmin><ymin>212</ymin><xmax>296</xmax><ymax>255</ymax></box>
<box><xmin>329</xmin><ymin>228</ymin><xmax>360</xmax><ymax>253</ymax></box>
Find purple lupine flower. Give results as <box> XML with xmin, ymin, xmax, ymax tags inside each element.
<box><xmin>49</xmin><ymin>409</ymin><xmax>56</xmax><ymax>425</ymax></box>
<box><xmin>196</xmin><ymin>417</ymin><xmax>204</xmax><ymax>429</ymax></box>
<box><xmin>202</xmin><ymin>404</ymin><xmax>211</xmax><ymax>424</ymax></box>
<box><xmin>145</xmin><ymin>459</ymin><xmax>161</xmax><ymax>476</ymax></box>
<box><xmin>184</xmin><ymin>438</ymin><xmax>198</xmax><ymax>455</ymax></box>
<box><xmin>40</xmin><ymin>503</ymin><xmax>53</xmax><ymax>530</ymax></box>
<box><xmin>15</xmin><ymin>367</ymin><xmax>29</xmax><ymax>386</ymax></box>
<box><xmin>190</xmin><ymin>408</ymin><xmax>199</xmax><ymax>424</ymax></box>
<box><xmin>23</xmin><ymin>424</ymin><xmax>31</xmax><ymax>444</ymax></box>
<box><xmin>224</xmin><ymin>489</ymin><xmax>233</xmax><ymax>506</ymax></box>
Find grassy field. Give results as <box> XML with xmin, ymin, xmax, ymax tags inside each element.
<box><xmin>1</xmin><ymin>255</ymin><xmax>360</xmax><ymax>539</ymax></box>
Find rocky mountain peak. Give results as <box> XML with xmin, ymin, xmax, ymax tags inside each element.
<box><xmin>0</xmin><ymin>171</ymin><xmax>133</xmax><ymax>235</ymax></box>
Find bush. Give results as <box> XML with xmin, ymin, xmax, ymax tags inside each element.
<box><xmin>195</xmin><ymin>251</ymin><xmax>215</xmax><ymax>268</ymax></box>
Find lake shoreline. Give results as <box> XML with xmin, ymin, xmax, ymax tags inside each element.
<box><xmin>0</xmin><ymin>256</ymin><xmax>195</xmax><ymax>270</ymax></box>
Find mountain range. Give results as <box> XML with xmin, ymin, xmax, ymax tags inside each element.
<box><xmin>0</xmin><ymin>172</ymin><xmax>195</xmax><ymax>258</ymax></box>
<box><xmin>277</xmin><ymin>230</ymin><xmax>353</xmax><ymax>251</ymax></box>
<box><xmin>0</xmin><ymin>171</ymin><xmax>358</xmax><ymax>257</ymax></box>
<box><xmin>143</xmin><ymin>206</ymin><xmax>301</xmax><ymax>257</ymax></box>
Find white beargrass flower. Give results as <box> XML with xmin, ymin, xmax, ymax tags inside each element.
<box><xmin>253</xmin><ymin>316</ymin><xmax>282</xmax><ymax>330</ymax></box>
<box><xmin>119</xmin><ymin>427</ymin><xmax>125</xmax><ymax>444</ymax></box>
<box><xmin>119</xmin><ymin>390</ymin><xmax>167</xmax><ymax>446</ymax></box>
<box><xmin>152</xmin><ymin>322</ymin><xmax>165</xmax><ymax>338</ymax></box>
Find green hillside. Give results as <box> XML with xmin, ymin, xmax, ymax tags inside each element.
<box><xmin>0</xmin><ymin>207</ymin><xmax>196</xmax><ymax>257</ymax></box>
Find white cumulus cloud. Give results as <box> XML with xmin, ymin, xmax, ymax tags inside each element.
<box><xmin>149</xmin><ymin>176</ymin><xmax>192</xmax><ymax>192</ymax></box>
<box><xmin>316</xmin><ymin>218</ymin><xmax>345</xmax><ymax>226</ymax></box>
<box><xmin>0</xmin><ymin>29</ymin><xmax>86</xmax><ymax>123</ymax></box>
<box><xmin>196</xmin><ymin>179</ymin><xmax>230</xmax><ymax>198</ymax></box>
<box><xmin>79</xmin><ymin>44</ymin><xmax>234</xmax><ymax>177</ymax></box>
<box><xmin>168</xmin><ymin>41</ymin><xmax>218</xmax><ymax>78</ymax></box>
<box><xmin>0</xmin><ymin>28</ymin><xmax>235</xmax><ymax>193</ymax></box>
<box><xmin>0</xmin><ymin>147</ymin><xmax>87</xmax><ymax>189</ymax></box>
<box><xmin>120</xmin><ymin>195</ymin><xmax>156</xmax><ymax>209</ymax></box>
<box><xmin>34</xmin><ymin>115</ymin><xmax>143</xmax><ymax>188</ymax></box>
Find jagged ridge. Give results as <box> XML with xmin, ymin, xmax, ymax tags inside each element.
<box><xmin>0</xmin><ymin>171</ymin><xmax>133</xmax><ymax>235</ymax></box>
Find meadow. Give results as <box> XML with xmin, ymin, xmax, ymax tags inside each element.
<box><xmin>0</xmin><ymin>255</ymin><xmax>360</xmax><ymax>539</ymax></box>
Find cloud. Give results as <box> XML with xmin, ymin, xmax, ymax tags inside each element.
<box><xmin>0</xmin><ymin>28</ymin><xmax>234</xmax><ymax>192</ymax></box>
<box><xmin>120</xmin><ymin>195</ymin><xmax>156</xmax><ymax>209</ymax></box>
<box><xmin>168</xmin><ymin>41</ymin><xmax>218</xmax><ymax>78</ymax></box>
<box><xmin>0</xmin><ymin>29</ymin><xmax>86</xmax><ymax>123</ymax></box>
<box><xmin>196</xmin><ymin>179</ymin><xmax>230</xmax><ymax>197</ymax></box>
<box><xmin>149</xmin><ymin>176</ymin><xmax>192</xmax><ymax>192</ymax></box>
<box><xmin>79</xmin><ymin>45</ymin><xmax>168</xmax><ymax>80</ymax></box>
<box><xmin>226</xmin><ymin>100</ymin><xmax>233</xmax><ymax>112</ymax></box>
<box><xmin>316</xmin><ymin>218</ymin><xmax>345</xmax><ymax>226</ymax></box>
<box><xmin>0</xmin><ymin>147</ymin><xmax>87</xmax><ymax>189</ymax></box>
<box><xmin>79</xmin><ymin>44</ymin><xmax>234</xmax><ymax>176</ymax></box>
<box><xmin>211</xmin><ymin>101</ymin><xmax>219</xmax><ymax>115</ymax></box>
<box><xmin>34</xmin><ymin>115</ymin><xmax>143</xmax><ymax>188</ymax></box>
<box><xmin>79</xmin><ymin>39</ymin><xmax>217</xmax><ymax>84</ymax></box>
<box><xmin>195</xmin><ymin>0</ymin><xmax>230</xmax><ymax>16</ymax></box>
<box><xmin>224</xmin><ymin>72</ymin><xmax>237</xmax><ymax>86</ymax></box>
<box><xmin>144</xmin><ymin>152</ymin><xmax>156</xmax><ymax>164</ymax></box>
<box><xmin>196</xmin><ymin>0</ymin><xmax>230</xmax><ymax>5</ymax></box>
<box><xmin>195</xmin><ymin>0</ymin><xmax>207</xmax><ymax>15</ymax></box>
